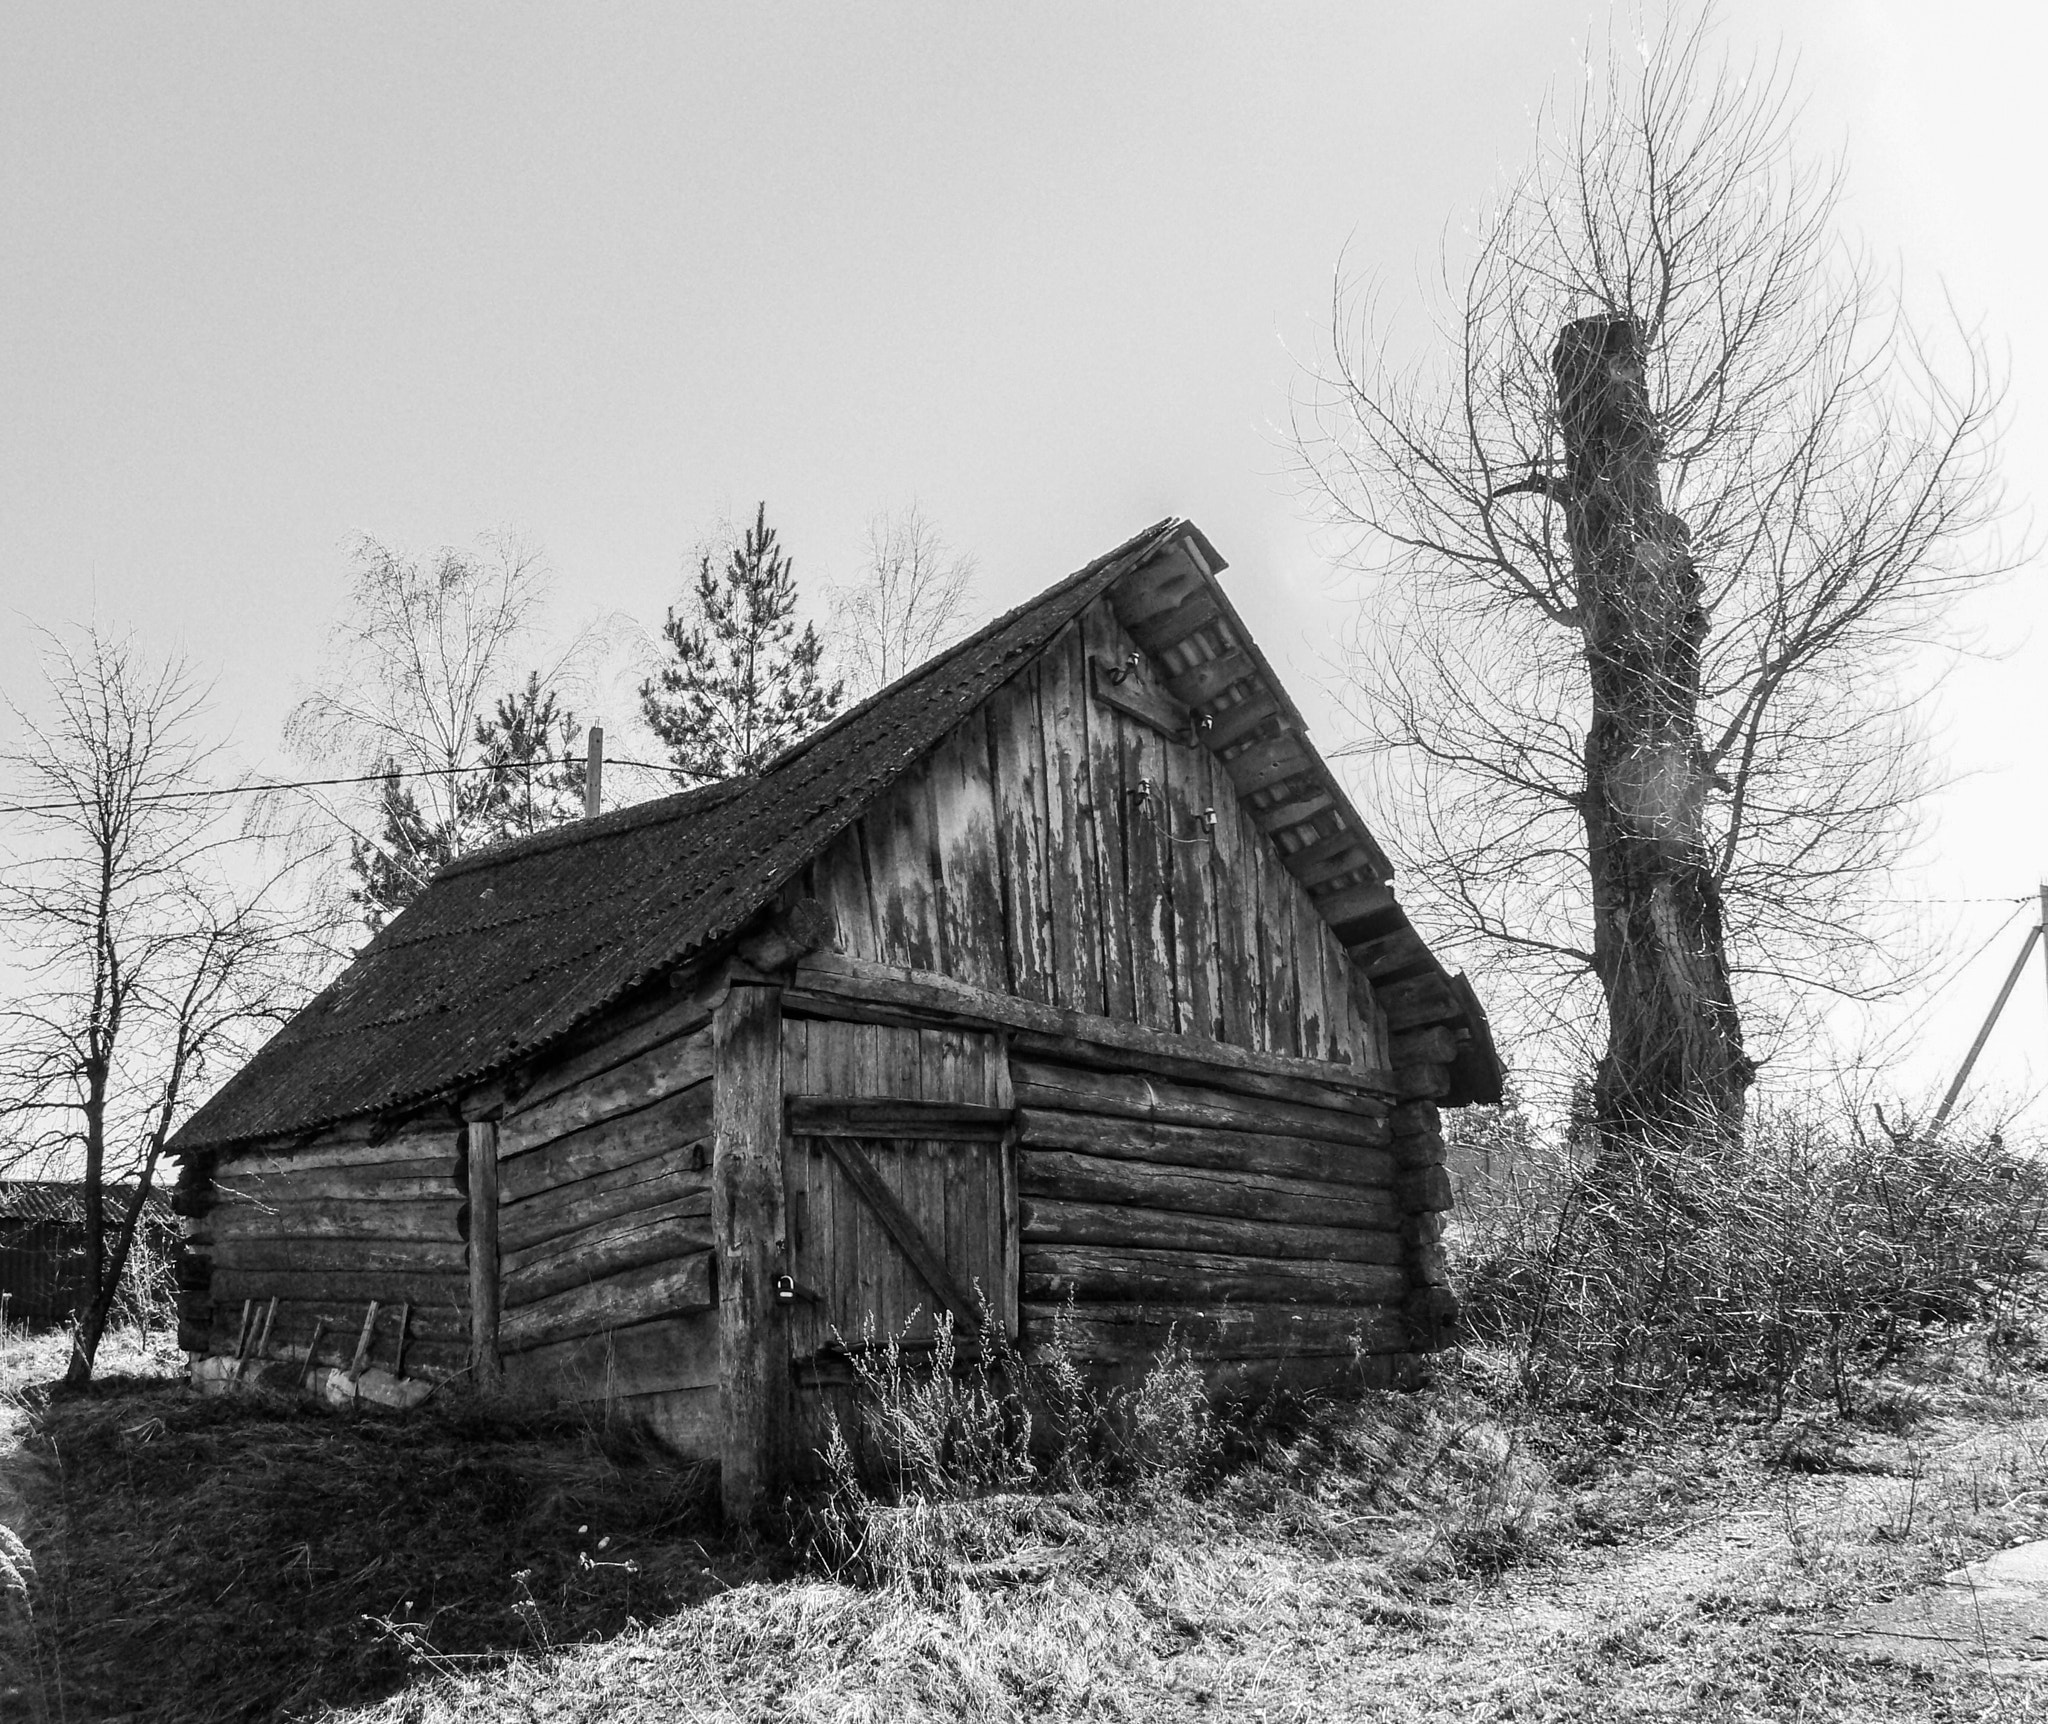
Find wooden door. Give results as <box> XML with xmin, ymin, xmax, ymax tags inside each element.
<box><xmin>780</xmin><ymin>1019</ymin><xmax>1016</xmax><ymax>1369</ymax></box>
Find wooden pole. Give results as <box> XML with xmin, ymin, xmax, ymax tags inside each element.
<box><xmin>466</xmin><ymin>1121</ymin><xmax>502</xmax><ymax>1386</ymax></box>
<box><xmin>712</xmin><ymin>979</ymin><xmax>789</xmax><ymax>1525</ymax></box>
<box><xmin>585</xmin><ymin>724</ymin><xmax>604</xmax><ymax>820</ymax></box>
<box><xmin>1930</xmin><ymin>913</ymin><xmax>2045</xmax><ymax>1137</ymax></box>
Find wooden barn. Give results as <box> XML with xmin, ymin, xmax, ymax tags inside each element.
<box><xmin>167</xmin><ymin>519</ymin><xmax>1502</xmax><ymax>1516</ymax></box>
<box><xmin>0</xmin><ymin>1180</ymin><xmax>175</xmax><ymax>1327</ymax></box>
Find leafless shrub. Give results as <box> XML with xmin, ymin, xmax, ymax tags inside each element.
<box><xmin>1455</xmin><ymin>1109</ymin><xmax>2048</xmax><ymax>1423</ymax></box>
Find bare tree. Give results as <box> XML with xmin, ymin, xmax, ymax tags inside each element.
<box><xmin>287</xmin><ymin>531</ymin><xmax>588</xmax><ymax>925</ymax></box>
<box><xmin>0</xmin><ymin>630</ymin><xmax>316</xmax><ymax>1381</ymax></box>
<box><xmin>1296</xmin><ymin>15</ymin><xmax>2004</xmax><ymax>1147</ymax></box>
<box><xmin>830</xmin><ymin>504</ymin><xmax>977</xmax><ymax>697</ymax></box>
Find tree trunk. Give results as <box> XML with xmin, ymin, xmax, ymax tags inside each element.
<box><xmin>67</xmin><ymin>1141</ymin><xmax>163</xmax><ymax>1386</ymax></box>
<box><xmin>1555</xmin><ymin>314</ymin><xmax>1753</xmax><ymax>1149</ymax></box>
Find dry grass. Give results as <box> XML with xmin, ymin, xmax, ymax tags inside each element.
<box><xmin>314</xmin><ymin>1357</ymin><xmax>2048</xmax><ymax>1722</ymax></box>
<box><xmin>0</xmin><ymin>1307</ymin><xmax>2043</xmax><ymax>1718</ymax></box>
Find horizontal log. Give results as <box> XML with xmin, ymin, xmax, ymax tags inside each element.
<box><xmin>207</xmin><ymin>1198</ymin><xmax>465</xmax><ymax>1243</ymax></box>
<box><xmin>499</xmin><ymin>1028</ymin><xmax>714</xmax><ymax>1157</ymax></box>
<box><xmin>497</xmin><ymin>1250</ymin><xmax>714</xmax><ymax>1353</ymax></box>
<box><xmin>1022</xmin><ymin>1300</ymin><xmax>1409</xmax><ymax>1362</ymax></box>
<box><xmin>1395</xmin><ymin>1132</ymin><xmax>1448</xmax><ymax>1170</ymax></box>
<box><xmin>1020</xmin><ymin>1198</ymin><xmax>1404</xmax><ymax>1266</ymax></box>
<box><xmin>500</xmin><ymin>1081</ymin><xmax>712</xmax><ymax>1205</ymax></box>
<box><xmin>1012</xmin><ymin>1062</ymin><xmax>1389</xmax><ymax>1146</ymax></box>
<box><xmin>1021</xmin><ymin>1245</ymin><xmax>1405</xmax><ymax>1307</ymax></box>
<box><xmin>500</xmin><ymin>1310</ymin><xmax>720</xmax><ymax>1399</ymax></box>
<box><xmin>1388</xmin><ymin>1026</ymin><xmax>1460</xmax><ymax>1066</ymax></box>
<box><xmin>178</xmin><ymin>1318</ymin><xmax>208</xmax><ymax>1354</ymax></box>
<box><xmin>1017</xmin><ymin>1109</ymin><xmax>1393</xmax><ymax>1186</ymax></box>
<box><xmin>1390</xmin><ymin>1101</ymin><xmax>1441</xmax><ymax>1137</ymax></box>
<box><xmin>176</xmin><ymin>1255</ymin><xmax>212</xmax><ymax>1291</ymax></box>
<box><xmin>1378</xmin><ymin>972</ymin><xmax>1462</xmax><ymax>1032</ymax></box>
<box><xmin>491</xmin><ymin>981</ymin><xmax>719</xmax><ymax>1119</ymax></box>
<box><xmin>212</xmin><ymin>1267</ymin><xmax>470</xmax><ymax>1307</ymax></box>
<box><xmin>1005</xmin><ymin>1030</ymin><xmax>1391</xmax><ymax>1117</ymax></box>
<box><xmin>790</xmin><ymin>951</ymin><xmax>1396</xmax><ymax>1102</ymax></box>
<box><xmin>1019</xmin><ymin>1149</ymin><xmax>1398</xmax><ymax>1230</ymax></box>
<box><xmin>1401</xmin><ymin>1165</ymin><xmax>1456</xmax><ymax>1214</ymax></box>
<box><xmin>214</xmin><ymin>1162</ymin><xmax>459</xmax><ymax>1205</ymax></box>
<box><xmin>501</xmin><ymin>1197</ymin><xmax>713</xmax><ymax>1309</ymax></box>
<box><xmin>785</xmin><ymin>1097</ymin><xmax>1013</xmax><ymax>1139</ymax></box>
<box><xmin>214</xmin><ymin>1128</ymin><xmax>458</xmax><ymax>1179</ymax></box>
<box><xmin>1409</xmin><ymin>1242</ymin><xmax>1453</xmax><ymax>1288</ymax></box>
<box><xmin>1394</xmin><ymin>1064</ymin><xmax>1451</xmax><ymax>1102</ymax></box>
<box><xmin>499</xmin><ymin>1149</ymin><xmax>710</xmax><ymax>1254</ymax></box>
<box><xmin>208</xmin><ymin>1238</ymin><xmax>468</xmax><ymax>1276</ymax></box>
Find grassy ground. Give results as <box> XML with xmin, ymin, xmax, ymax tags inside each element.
<box><xmin>3</xmin><ymin>1326</ymin><xmax>2046</xmax><ymax>1721</ymax></box>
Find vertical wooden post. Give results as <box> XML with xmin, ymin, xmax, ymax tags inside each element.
<box><xmin>466</xmin><ymin>1120</ymin><xmax>502</xmax><ymax>1386</ymax></box>
<box><xmin>585</xmin><ymin>724</ymin><xmax>604</xmax><ymax>819</ymax></box>
<box><xmin>713</xmin><ymin>980</ymin><xmax>788</xmax><ymax>1524</ymax></box>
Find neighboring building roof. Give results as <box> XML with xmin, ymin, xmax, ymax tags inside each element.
<box><xmin>172</xmin><ymin>517</ymin><xmax>1502</xmax><ymax>1156</ymax></box>
<box><xmin>0</xmin><ymin>1181</ymin><xmax>173</xmax><ymax>1228</ymax></box>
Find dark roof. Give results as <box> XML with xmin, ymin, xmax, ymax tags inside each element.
<box><xmin>0</xmin><ymin>1181</ymin><xmax>173</xmax><ymax>1227</ymax></box>
<box><xmin>171</xmin><ymin>520</ymin><xmax>1189</xmax><ymax>1153</ymax></box>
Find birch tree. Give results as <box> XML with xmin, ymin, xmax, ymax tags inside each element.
<box><xmin>830</xmin><ymin>504</ymin><xmax>977</xmax><ymax>697</ymax></box>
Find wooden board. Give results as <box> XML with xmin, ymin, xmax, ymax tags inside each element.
<box><xmin>1038</xmin><ymin>623</ymin><xmax>1106</xmax><ymax>1017</ymax></box>
<box><xmin>1020</xmin><ymin>1245</ymin><xmax>1405</xmax><ymax>1307</ymax></box>
<box><xmin>1080</xmin><ymin>600</ymin><xmax>1136</xmax><ymax>1021</ymax></box>
<box><xmin>213</xmin><ymin>1128</ymin><xmax>458</xmax><ymax>1180</ymax></box>
<box><xmin>1018</xmin><ymin>1109</ymin><xmax>1394</xmax><ymax>1187</ymax></box>
<box><xmin>207</xmin><ymin>1198</ymin><xmax>465</xmax><ymax>1243</ymax></box>
<box><xmin>926</xmin><ymin>708</ymin><xmax>1007</xmax><ymax>988</ymax></box>
<box><xmin>499</xmin><ymin>1081</ymin><xmax>712</xmax><ymax>1204</ymax></box>
<box><xmin>498</xmin><ymin>1148</ymin><xmax>710</xmax><ymax>1254</ymax></box>
<box><xmin>1010</xmin><ymin>1061</ymin><xmax>1390</xmax><ymax>1146</ymax></box>
<box><xmin>1018</xmin><ymin>1148</ymin><xmax>1398</xmax><ymax>1228</ymax></box>
<box><xmin>497</xmin><ymin>1251</ymin><xmax>714</xmax><ymax>1353</ymax></box>
<box><xmin>498</xmin><ymin>1029</ymin><xmax>713</xmax><ymax>1158</ymax></box>
<box><xmin>983</xmin><ymin>669</ymin><xmax>1053</xmax><ymax>1003</ymax></box>
<box><xmin>1023</xmin><ymin>1300</ymin><xmax>1407</xmax><ymax>1363</ymax></box>
<box><xmin>500</xmin><ymin>1195</ymin><xmax>714</xmax><ymax>1309</ymax></box>
<box><xmin>1019</xmin><ymin>1198</ymin><xmax>1403</xmax><ymax>1265</ymax></box>
<box><xmin>213</xmin><ymin>1267</ymin><xmax>469</xmax><ymax>1306</ymax></box>
<box><xmin>208</xmin><ymin>1239</ymin><xmax>467</xmax><ymax>1275</ymax></box>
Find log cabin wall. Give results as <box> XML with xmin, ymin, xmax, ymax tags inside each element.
<box><xmin>177</xmin><ymin>1121</ymin><xmax>471</xmax><ymax>1381</ymax></box>
<box><xmin>1010</xmin><ymin>1052</ymin><xmax>1407</xmax><ymax>1392</ymax></box>
<box><xmin>490</xmin><ymin>1015</ymin><xmax>718</xmax><ymax>1455</ymax></box>
<box><xmin>803</xmin><ymin>597</ymin><xmax>1388</xmax><ymax>1071</ymax></box>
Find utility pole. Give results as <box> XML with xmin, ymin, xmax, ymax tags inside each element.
<box><xmin>1928</xmin><ymin>880</ymin><xmax>2048</xmax><ymax>1137</ymax></box>
<box><xmin>584</xmin><ymin>724</ymin><xmax>604</xmax><ymax>820</ymax></box>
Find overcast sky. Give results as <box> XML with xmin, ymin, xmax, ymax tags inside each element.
<box><xmin>2</xmin><ymin>3</ymin><xmax>2043</xmax><ymax>1120</ymax></box>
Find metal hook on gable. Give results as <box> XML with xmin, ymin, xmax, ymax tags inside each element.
<box><xmin>1109</xmin><ymin>650</ymin><xmax>1142</xmax><ymax>686</ymax></box>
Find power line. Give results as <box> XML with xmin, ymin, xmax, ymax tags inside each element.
<box><xmin>0</xmin><ymin>754</ymin><xmax>690</xmax><ymax>818</ymax></box>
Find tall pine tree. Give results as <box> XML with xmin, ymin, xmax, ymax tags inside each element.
<box><xmin>640</xmin><ymin>503</ymin><xmax>842</xmax><ymax>782</ymax></box>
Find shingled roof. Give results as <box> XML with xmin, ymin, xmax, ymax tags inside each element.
<box><xmin>171</xmin><ymin>521</ymin><xmax>1193</xmax><ymax>1153</ymax></box>
<box><xmin>174</xmin><ymin>517</ymin><xmax>1501</xmax><ymax>1157</ymax></box>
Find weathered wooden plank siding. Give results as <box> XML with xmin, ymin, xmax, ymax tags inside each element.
<box><xmin>814</xmin><ymin>599</ymin><xmax>1382</xmax><ymax>1068</ymax></box>
<box><xmin>189</xmin><ymin>1124</ymin><xmax>468</xmax><ymax>1375</ymax></box>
